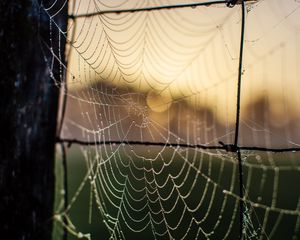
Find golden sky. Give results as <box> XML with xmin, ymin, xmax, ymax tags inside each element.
<box><xmin>66</xmin><ymin>0</ymin><xmax>300</xmax><ymax>123</ymax></box>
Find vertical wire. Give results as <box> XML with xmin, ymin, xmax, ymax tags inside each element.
<box><xmin>233</xmin><ymin>0</ymin><xmax>246</xmax><ymax>239</ymax></box>
<box><xmin>234</xmin><ymin>1</ymin><xmax>246</xmax><ymax>146</ymax></box>
<box><xmin>60</xmin><ymin>142</ymin><xmax>68</xmax><ymax>240</ymax></box>
<box><xmin>58</xmin><ymin>28</ymin><xmax>68</xmax><ymax>240</ymax></box>
<box><xmin>57</xmin><ymin>1</ymin><xmax>77</xmax><ymax>239</ymax></box>
<box><xmin>56</xmin><ymin>26</ymin><xmax>69</xmax><ymax>240</ymax></box>
<box><xmin>237</xmin><ymin>150</ymin><xmax>245</xmax><ymax>239</ymax></box>
<box><xmin>58</xmin><ymin>48</ymin><xmax>68</xmax><ymax>240</ymax></box>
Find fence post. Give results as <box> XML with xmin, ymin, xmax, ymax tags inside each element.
<box><xmin>0</xmin><ymin>0</ymin><xmax>67</xmax><ymax>239</ymax></box>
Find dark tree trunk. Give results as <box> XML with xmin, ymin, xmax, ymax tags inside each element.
<box><xmin>0</xmin><ymin>0</ymin><xmax>67</xmax><ymax>239</ymax></box>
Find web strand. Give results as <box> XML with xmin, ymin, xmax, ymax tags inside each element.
<box><xmin>38</xmin><ymin>0</ymin><xmax>300</xmax><ymax>239</ymax></box>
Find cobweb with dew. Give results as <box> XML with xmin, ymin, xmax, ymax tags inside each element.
<box><xmin>40</xmin><ymin>0</ymin><xmax>300</xmax><ymax>239</ymax></box>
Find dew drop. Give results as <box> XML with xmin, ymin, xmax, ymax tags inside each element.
<box><xmin>55</xmin><ymin>214</ymin><xmax>62</xmax><ymax>221</ymax></box>
<box><xmin>257</xmin><ymin>196</ymin><xmax>262</xmax><ymax>202</ymax></box>
<box><xmin>85</xmin><ymin>233</ymin><xmax>91</xmax><ymax>240</ymax></box>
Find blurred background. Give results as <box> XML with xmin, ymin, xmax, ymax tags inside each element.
<box><xmin>51</xmin><ymin>0</ymin><xmax>300</xmax><ymax>239</ymax></box>
<box><xmin>63</xmin><ymin>0</ymin><xmax>300</xmax><ymax>147</ymax></box>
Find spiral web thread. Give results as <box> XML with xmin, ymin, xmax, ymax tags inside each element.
<box><xmin>38</xmin><ymin>0</ymin><xmax>300</xmax><ymax>239</ymax></box>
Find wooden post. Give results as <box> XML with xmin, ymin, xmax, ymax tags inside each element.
<box><xmin>0</xmin><ymin>0</ymin><xmax>67</xmax><ymax>239</ymax></box>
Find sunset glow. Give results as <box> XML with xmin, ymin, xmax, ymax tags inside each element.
<box><xmin>66</xmin><ymin>0</ymin><xmax>300</xmax><ymax>124</ymax></box>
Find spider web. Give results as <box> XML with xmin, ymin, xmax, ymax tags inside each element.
<box><xmin>39</xmin><ymin>0</ymin><xmax>300</xmax><ymax>239</ymax></box>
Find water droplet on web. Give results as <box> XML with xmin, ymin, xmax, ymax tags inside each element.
<box><xmin>85</xmin><ymin>233</ymin><xmax>91</xmax><ymax>240</ymax></box>
<box><xmin>54</xmin><ymin>214</ymin><xmax>62</xmax><ymax>221</ymax></box>
<box><xmin>257</xmin><ymin>196</ymin><xmax>262</xmax><ymax>201</ymax></box>
<box><xmin>255</xmin><ymin>155</ymin><xmax>262</xmax><ymax>161</ymax></box>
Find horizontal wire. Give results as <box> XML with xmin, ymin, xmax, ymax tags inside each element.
<box><xmin>56</xmin><ymin>137</ymin><xmax>300</xmax><ymax>153</ymax></box>
<box><xmin>69</xmin><ymin>1</ymin><xmax>258</xmax><ymax>19</ymax></box>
